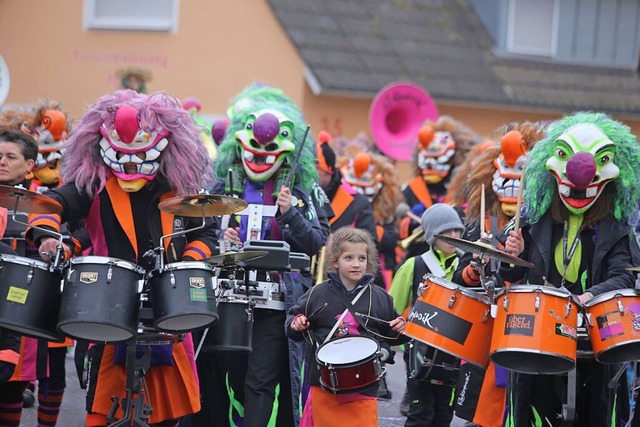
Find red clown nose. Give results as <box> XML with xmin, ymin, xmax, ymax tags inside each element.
<box><xmin>114</xmin><ymin>106</ymin><xmax>139</xmax><ymax>144</ymax></box>
<box><xmin>253</xmin><ymin>113</ymin><xmax>280</xmax><ymax>145</ymax></box>
<box><xmin>566</xmin><ymin>152</ymin><xmax>596</xmax><ymax>188</ymax></box>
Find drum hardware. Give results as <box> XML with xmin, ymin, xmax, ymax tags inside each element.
<box><xmin>241</xmin><ymin>240</ymin><xmax>291</xmax><ymax>271</ymax></box>
<box><xmin>204</xmin><ymin>250</ymin><xmax>268</xmax><ymax>267</ymax></box>
<box><xmin>157</xmin><ymin>192</ymin><xmax>248</xmax><ymax>218</ymax></box>
<box><xmin>136</xmin><ymin>295</ymin><xmax>183</xmax><ymax>345</ymax></box>
<box><xmin>289</xmin><ymin>252</ymin><xmax>311</xmax><ymax>273</ymax></box>
<box><xmin>106</xmin><ymin>337</ymin><xmax>152</xmax><ymax>427</ymax></box>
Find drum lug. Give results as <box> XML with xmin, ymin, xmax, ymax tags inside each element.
<box><xmin>534</xmin><ymin>293</ymin><xmax>540</xmax><ymax>312</ymax></box>
<box><xmin>483</xmin><ymin>307</ymin><xmax>491</xmax><ymax>322</ymax></box>
<box><xmin>564</xmin><ymin>301</ymin><xmax>572</xmax><ymax>318</ymax></box>
<box><xmin>617</xmin><ymin>298</ymin><xmax>624</xmax><ymax>314</ymax></box>
<box><xmin>586</xmin><ymin>312</ymin><xmax>593</xmax><ymax>327</ymax></box>
<box><xmin>502</xmin><ymin>295</ymin><xmax>509</xmax><ymax>311</ymax></box>
<box><xmin>137</xmin><ymin>280</ymin><xmax>145</xmax><ymax>294</ymax></box>
<box><xmin>107</xmin><ymin>264</ymin><xmax>113</xmax><ymax>283</ymax></box>
<box><xmin>27</xmin><ymin>267</ymin><xmax>34</xmax><ymax>285</ymax></box>
<box><xmin>211</xmin><ymin>276</ymin><xmax>218</xmax><ymax>291</ymax></box>
<box><xmin>170</xmin><ymin>271</ymin><xmax>176</xmax><ymax>288</ymax></box>
<box><xmin>329</xmin><ymin>365</ymin><xmax>338</xmax><ymax>390</ymax></box>
<box><xmin>66</xmin><ymin>268</ymin><xmax>74</xmax><ymax>282</ymax></box>
<box><xmin>448</xmin><ymin>294</ymin><xmax>457</xmax><ymax>309</ymax></box>
<box><xmin>417</xmin><ymin>275</ymin><xmax>429</xmax><ymax>297</ymax></box>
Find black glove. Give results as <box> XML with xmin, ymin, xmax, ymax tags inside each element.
<box><xmin>0</xmin><ymin>361</ymin><xmax>16</xmax><ymax>383</ymax></box>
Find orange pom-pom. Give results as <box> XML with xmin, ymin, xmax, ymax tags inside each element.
<box><xmin>353</xmin><ymin>153</ymin><xmax>371</xmax><ymax>178</ymax></box>
<box><xmin>418</xmin><ymin>125</ymin><xmax>435</xmax><ymax>148</ymax></box>
<box><xmin>501</xmin><ymin>130</ymin><xmax>526</xmax><ymax>167</ymax></box>
<box><xmin>318</xmin><ymin>130</ymin><xmax>332</xmax><ymax>145</ymax></box>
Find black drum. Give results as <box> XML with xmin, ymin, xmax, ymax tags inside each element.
<box><xmin>201</xmin><ymin>298</ymin><xmax>254</xmax><ymax>352</ymax></box>
<box><xmin>147</xmin><ymin>261</ymin><xmax>218</xmax><ymax>332</ymax></box>
<box><xmin>408</xmin><ymin>340</ymin><xmax>460</xmax><ymax>386</ymax></box>
<box><xmin>0</xmin><ymin>254</ymin><xmax>63</xmax><ymax>341</ymax></box>
<box><xmin>136</xmin><ymin>294</ymin><xmax>184</xmax><ymax>345</ymax></box>
<box><xmin>58</xmin><ymin>256</ymin><xmax>145</xmax><ymax>343</ymax></box>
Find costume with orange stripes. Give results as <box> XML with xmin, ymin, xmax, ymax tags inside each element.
<box><xmin>27</xmin><ymin>90</ymin><xmax>216</xmax><ymax>426</ymax></box>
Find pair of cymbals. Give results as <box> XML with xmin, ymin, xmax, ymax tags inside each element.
<box><xmin>434</xmin><ymin>234</ymin><xmax>534</xmax><ymax>268</ymax></box>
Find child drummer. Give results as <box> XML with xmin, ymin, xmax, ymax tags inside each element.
<box><xmin>286</xmin><ymin>226</ymin><xmax>406</xmax><ymax>427</ymax></box>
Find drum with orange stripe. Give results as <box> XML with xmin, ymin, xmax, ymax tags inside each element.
<box><xmin>583</xmin><ymin>288</ymin><xmax>640</xmax><ymax>363</ymax></box>
<box><xmin>404</xmin><ymin>274</ymin><xmax>493</xmax><ymax>367</ymax></box>
<box><xmin>490</xmin><ymin>285</ymin><xmax>580</xmax><ymax>374</ymax></box>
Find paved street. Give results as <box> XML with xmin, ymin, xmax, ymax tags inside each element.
<box><xmin>19</xmin><ymin>346</ymin><xmax>469</xmax><ymax>426</ymax></box>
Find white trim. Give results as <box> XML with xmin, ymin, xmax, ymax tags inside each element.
<box><xmin>506</xmin><ymin>0</ymin><xmax>557</xmax><ymax>57</ymax></box>
<box><xmin>83</xmin><ymin>0</ymin><xmax>180</xmax><ymax>33</ymax></box>
<box><xmin>0</xmin><ymin>55</ymin><xmax>10</xmax><ymax>107</ymax></box>
<box><xmin>303</xmin><ymin>65</ymin><xmax>323</xmax><ymax>96</ymax></box>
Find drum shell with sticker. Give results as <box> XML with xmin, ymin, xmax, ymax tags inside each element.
<box><xmin>147</xmin><ymin>261</ymin><xmax>218</xmax><ymax>332</ymax></box>
<box><xmin>0</xmin><ymin>254</ymin><xmax>64</xmax><ymax>341</ymax></box>
<box><xmin>201</xmin><ymin>298</ymin><xmax>253</xmax><ymax>352</ymax></box>
<box><xmin>584</xmin><ymin>288</ymin><xmax>640</xmax><ymax>363</ymax></box>
<box><xmin>58</xmin><ymin>256</ymin><xmax>145</xmax><ymax>343</ymax></box>
<box><xmin>490</xmin><ymin>285</ymin><xmax>579</xmax><ymax>374</ymax></box>
<box><xmin>404</xmin><ymin>274</ymin><xmax>493</xmax><ymax>368</ymax></box>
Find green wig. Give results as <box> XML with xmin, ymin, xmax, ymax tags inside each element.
<box><xmin>214</xmin><ymin>84</ymin><xmax>319</xmax><ymax>192</ymax></box>
<box><xmin>524</xmin><ymin>111</ymin><xmax>640</xmax><ymax>226</ymax></box>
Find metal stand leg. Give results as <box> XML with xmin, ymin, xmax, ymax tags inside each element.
<box><xmin>107</xmin><ymin>339</ymin><xmax>153</xmax><ymax>427</ymax></box>
<box><xmin>562</xmin><ymin>367</ymin><xmax>577</xmax><ymax>425</ymax></box>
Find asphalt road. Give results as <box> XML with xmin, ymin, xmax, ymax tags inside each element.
<box><xmin>19</xmin><ymin>347</ymin><xmax>469</xmax><ymax>426</ymax></box>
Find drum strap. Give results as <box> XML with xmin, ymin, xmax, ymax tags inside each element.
<box><xmin>323</xmin><ymin>285</ymin><xmax>369</xmax><ymax>344</ymax></box>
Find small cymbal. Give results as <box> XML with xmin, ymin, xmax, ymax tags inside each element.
<box><xmin>204</xmin><ymin>250</ymin><xmax>269</xmax><ymax>267</ymax></box>
<box><xmin>0</xmin><ymin>185</ymin><xmax>62</xmax><ymax>214</ymax></box>
<box><xmin>158</xmin><ymin>194</ymin><xmax>248</xmax><ymax>217</ymax></box>
<box><xmin>434</xmin><ymin>234</ymin><xmax>534</xmax><ymax>268</ymax></box>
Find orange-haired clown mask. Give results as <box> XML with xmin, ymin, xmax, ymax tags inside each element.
<box><xmin>417</xmin><ymin>127</ymin><xmax>456</xmax><ymax>183</ymax></box>
<box><xmin>99</xmin><ymin>105</ymin><xmax>169</xmax><ymax>192</ymax></box>
<box><xmin>32</xmin><ymin>109</ymin><xmax>67</xmax><ymax>186</ymax></box>
<box><xmin>492</xmin><ymin>130</ymin><xmax>527</xmax><ymax>216</ymax></box>
<box><xmin>341</xmin><ymin>153</ymin><xmax>382</xmax><ymax>202</ymax></box>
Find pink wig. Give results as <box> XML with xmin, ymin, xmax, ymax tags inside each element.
<box><xmin>62</xmin><ymin>90</ymin><xmax>213</xmax><ymax>196</ymax></box>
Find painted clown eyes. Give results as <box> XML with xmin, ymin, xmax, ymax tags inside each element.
<box><xmin>280</xmin><ymin>130</ymin><xmax>289</xmax><ymax>138</ymax></box>
<box><xmin>599</xmin><ymin>154</ymin><xmax>612</xmax><ymax>164</ymax></box>
<box><xmin>556</xmin><ymin>148</ymin><xmax>568</xmax><ymax>159</ymax></box>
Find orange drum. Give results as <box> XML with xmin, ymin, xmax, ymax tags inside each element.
<box><xmin>404</xmin><ymin>274</ymin><xmax>493</xmax><ymax>367</ymax></box>
<box><xmin>583</xmin><ymin>289</ymin><xmax>640</xmax><ymax>363</ymax></box>
<box><xmin>490</xmin><ymin>285</ymin><xmax>580</xmax><ymax>374</ymax></box>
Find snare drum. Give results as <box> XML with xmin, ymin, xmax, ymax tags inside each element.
<box><xmin>147</xmin><ymin>261</ymin><xmax>218</xmax><ymax>332</ymax></box>
<box><xmin>0</xmin><ymin>254</ymin><xmax>63</xmax><ymax>341</ymax></box>
<box><xmin>58</xmin><ymin>256</ymin><xmax>145</xmax><ymax>343</ymax></box>
<box><xmin>404</xmin><ymin>274</ymin><xmax>493</xmax><ymax>367</ymax></box>
<box><xmin>584</xmin><ymin>289</ymin><xmax>640</xmax><ymax>363</ymax></box>
<box><xmin>316</xmin><ymin>335</ymin><xmax>382</xmax><ymax>394</ymax></box>
<box><xmin>201</xmin><ymin>298</ymin><xmax>254</xmax><ymax>352</ymax></box>
<box><xmin>490</xmin><ymin>285</ymin><xmax>579</xmax><ymax>374</ymax></box>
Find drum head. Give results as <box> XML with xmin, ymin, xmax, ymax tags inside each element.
<box><xmin>317</xmin><ymin>336</ymin><xmax>378</xmax><ymax>365</ymax></box>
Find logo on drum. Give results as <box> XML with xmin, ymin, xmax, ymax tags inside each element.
<box><xmin>408</xmin><ymin>300</ymin><xmax>472</xmax><ymax>345</ymax></box>
<box><xmin>80</xmin><ymin>272</ymin><xmax>98</xmax><ymax>284</ymax></box>
<box><xmin>596</xmin><ymin>312</ymin><xmax>624</xmax><ymax>340</ymax></box>
<box><xmin>189</xmin><ymin>277</ymin><xmax>205</xmax><ymax>289</ymax></box>
<box><xmin>504</xmin><ymin>314</ymin><xmax>534</xmax><ymax>336</ymax></box>
<box><xmin>555</xmin><ymin>323</ymin><xmax>577</xmax><ymax>340</ymax></box>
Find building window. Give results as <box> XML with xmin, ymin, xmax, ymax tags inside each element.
<box><xmin>507</xmin><ymin>0</ymin><xmax>557</xmax><ymax>56</ymax></box>
<box><xmin>83</xmin><ymin>0</ymin><xmax>180</xmax><ymax>32</ymax></box>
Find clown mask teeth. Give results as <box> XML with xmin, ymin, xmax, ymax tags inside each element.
<box><xmin>559</xmin><ymin>184</ymin><xmax>571</xmax><ymax>197</ymax></box>
<box><xmin>244</xmin><ymin>151</ymin><xmax>254</xmax><ymax>161</ymax></box>
<box><xmin>266</xmin><ymin>155</ymin><xmax>276</xmax><ymax>165</ymax></box>
<box><xmin>585</xmin><ymin>186</ymin><xmax>597</xmax><ymax>198</ymax></box>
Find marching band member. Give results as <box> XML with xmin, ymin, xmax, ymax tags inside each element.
<box><xmin>389</xmin><ymin>203</ymin><xmax>466</xmax><ymax>427</ymax></box>
<box><xmin>28</xmin><ymin>90</ymin><xmax>216</xmax><ymax>427</ymax></box>
<box><xmin>500</xmin><ymin>112</ymin><xmax>640</xmax><ymax>426</ymax></box>
<box><xmin>196</xmin><ymin>84</ymin><xmax>328</xmax><ymax>427</ymax></box>
<box><xmin>286</xmin><ymin>226</ymin><xmax>407</xmax><ymax>427</ymax></box>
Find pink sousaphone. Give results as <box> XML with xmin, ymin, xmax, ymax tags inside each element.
<box><xmin>369</xmin><ymin>81</ymin><xmax>439</xmax><ymax>161</ymax></box>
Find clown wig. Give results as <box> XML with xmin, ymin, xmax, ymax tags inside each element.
<box><xmin>215</xmin><ymin>84</ymin><xmax>318</xmax><ymax>192</ymax></box>
<box><xmin>62</xmin><ymin>90</ymin><xmax>213</xmax><ymax>196</ymax></box>
<box><xmin>524</xmin><ymin>112</ymin><xmax>640</xmax><ymax>227</ymax></box>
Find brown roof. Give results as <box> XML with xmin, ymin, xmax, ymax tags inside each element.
<box><xmin>267</xmin><ymin>0</ymin><xmax>640</xmax><ymax>114</ymax></box>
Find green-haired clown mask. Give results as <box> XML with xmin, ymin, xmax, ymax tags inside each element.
<box><xmin>545</xmin><ymin>123</ymin><xmax>619</xmax><ymax>214</ymax></box>
<box><xmin>235</xmin><ymin>109</ymin><xmax>296</xmax><ymax>182</ymax></box>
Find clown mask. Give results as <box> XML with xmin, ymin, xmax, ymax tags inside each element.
<box><xmin>235</xmin><ymin>110</ymin><xmax>296</xmax><ymax>182</ymax></box>
<box><xmin>341</xmin><ymin>153</ymin><xmax>382</xmax><ymax>203</ymax></box>
<box><xmin>32</xmin><ymin>109</ymin><xmax>67</xmax><ymax>186</ymax></box>
<box><xmin>99</xmin><ymin>105</ymin><xmax>169</xmax><ymax>192</ymax></box>
<box><xmin>417</xmin><ymin>127</ymin><xmax>456</xmax><ymax>184</ymax></box>
<box><xmin>492</xmin><ymin>130</ymin><xmax>527</xmax><ymax>217</ymax></box>
<box><xmin>546</xmin><ymin>123</ymin><xmax>618</xmax><ymax>214</ymax></box>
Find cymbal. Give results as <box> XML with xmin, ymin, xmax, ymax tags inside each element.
<box><xmin>204</xmin><ymin>250</ymin><xmax>269</xmax><ymax>267</ymax></box>
<box><xmin>434</xmin><ymin>234</ymin><xmax>534</xmax><ymax>268</ymax></box>
<box><xmin>0</xmin><ymin>185</ymin><xmax>62</xmax><ymax>214</ymax></box>
<box><xmin>158</xmin><ymin>194</ymin><xmax>248</xmax><ymax>217</ymax></box>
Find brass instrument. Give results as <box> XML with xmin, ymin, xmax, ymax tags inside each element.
<box><xmin>310</xmin><ymin>245</ymin><xmax>327</xmax><ymax>285</ymax></box>
<box><xmin>398</xmin><ymin>226</ymin><xmax>424</xmax><ymax>250</ymax></box>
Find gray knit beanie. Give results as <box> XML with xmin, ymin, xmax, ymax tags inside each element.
<box><xmin>421</xmin><ymin>203</ymin><xmax>465</xmax><ymax>245</ymax></box>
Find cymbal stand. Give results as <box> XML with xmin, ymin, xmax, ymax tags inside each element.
<box><xmin>151</xmin><ymin>205</ymin><xmax>207</xmax><ymax>271</ymax></box>
<box><xmin>473</xmin><ymin>256</ymin><xmax>497</xmax><ymax>302</ymax></box>
<box><xmin>107</xmin><ymin>338</ymin><xmax>152</xmax><ymax>427</ymax></box>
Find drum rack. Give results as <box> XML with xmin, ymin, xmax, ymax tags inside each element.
<box><xmin>106</xmin><ymin>338</ymin><xmax>153</xmax><ymax>427</ymax></box>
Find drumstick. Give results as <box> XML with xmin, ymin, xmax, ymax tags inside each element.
<box><xmin>285</xmin><ymin>125</ymin><xmax>311</xmax><ymax>189</ymax></box>
<box><xmin>306</xmin><ymin>303</ymin><xmax>328</xmax><ymax>322</ymax></box>
<box><xmin>514</xmin><ymin>168</ymin><xmax>525</xmax><ymax>231</ymax></box>
<box><xmin>355</xmin><ymin>312</ymin><xmax>391</xmax><ymax>325</ymax></box>
<box><xmin>480</xmin><ymin>184</ymin><xmax>486</xmax><ymax>236</ymax></box>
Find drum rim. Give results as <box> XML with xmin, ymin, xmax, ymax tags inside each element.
<box><xmin>0</xmin><ymin>253</ymin><xmax>52</xmax><ymax>270</ymax></box>
<box><xmin>583</xmin><ymin>288</ymin><xmax>640</xmax><ymax>308</ymax></box>
<box><xmin>316</xmin><ymin>335</ymin><xmax>380</xmax><ymax>366</ymax></box>
<box><xmin>497</xmin><ymin>284</ymin><xmax>579</xmax><ymax>301</ymax></box>
<box><xmin>491</xmin><ymin>347</ymin><xmax>576</xmax><ymax>373</ymax></box>
<box><xmin>423</xmin><ymin>273</ymin><xmax>491</xmax><ymax>304</ymax></box>
<box><xmin>69</xmin><ymin>256</ymin><xmax>146</xmax><ymax>274</ymax></box>
<box><xmin>148</xmin><ymin>261</ymin><xmax>216</xmax><ymax>276</ymax></box>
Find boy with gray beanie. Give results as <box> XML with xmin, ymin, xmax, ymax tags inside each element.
<box><xmin>389</xmin><ymin>203</ymin><xmax>465</xmax><ymax>427</ymax></box>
